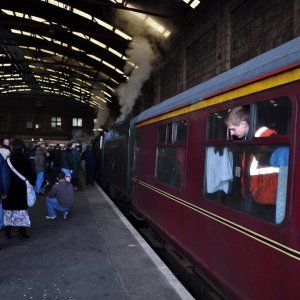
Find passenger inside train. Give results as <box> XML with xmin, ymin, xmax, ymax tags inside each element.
<box><xmin>205</xmin><ymin>98</ymin><xmax>290</xmax><ymax>224</ymax></box>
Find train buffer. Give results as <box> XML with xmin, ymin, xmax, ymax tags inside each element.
<box><xmin>0</xmin><ymin>183</ymin><xmax>194</xmax><ymax>300</ymax></box>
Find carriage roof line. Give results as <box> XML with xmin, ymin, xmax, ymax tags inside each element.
<box><xmin>135</xmin><ymin>36</ymin><xmax>300</xmax><ymax>125</ymax></box>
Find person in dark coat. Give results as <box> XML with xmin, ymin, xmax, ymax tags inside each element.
<box><xmin>34</xmin><ymin>144</ymin><xmax>47</xmax><ymax>194</ymax></box>
<box><xmin>0</xmin><ymin>148</ymin><xmax>10</xmax><ymax>230</ymax></box>
<box><xmin>81</xmin><ymin>145</ymin><xmax>95</xmax><ymax>185</ymax></box>
<box><xmin>61</xmin><ymin>143</ymin><xmax>73</xmax><ymax>178</ymax></box>
<box><xmin>71</xmin><ymin>144</ymin><xmax>81</xmax><ymax>190</ymax></box>
<box><xmin>3</xmin><ymin>140</ymin><xmax>35</xmax><ymax>239</ymax></box>
<box><xmin>50</xmin><ymin>144</ymin><xmax>62</xmax><ymax>174</ymax></box>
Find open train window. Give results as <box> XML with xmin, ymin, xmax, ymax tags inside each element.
<box><xmin>205</xmin><ymin>97</ymin><xmax>291</xmax><ymax>224</ymax></box>
<box><xmin>156</xmin><ymin>120</ymin><xmax>188</xmax><ymax>188</ymax></box>
<box><xmin>255</xmin><ymin>97</ymin><xmax>290</xmax><ymax>135</ymax></box>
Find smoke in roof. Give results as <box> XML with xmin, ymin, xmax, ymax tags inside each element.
<box><xmin>116</xmin><ymin>37</ymin><xmax>155</xmax><ymax>122</ymax></box>
<box><xmin>114</xmin><ymin>8</ymin><xmax>165</xmax><ymax>122</ymax></box>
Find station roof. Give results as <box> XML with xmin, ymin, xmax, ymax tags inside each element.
<box><xmin>0</xmin><ymin>0</ymin><xmax>200</xmax><ymax>118</ymax></box>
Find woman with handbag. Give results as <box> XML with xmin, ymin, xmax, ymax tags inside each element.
<box><xmin>3</xmin><ymin>139</ymin><xmax>35</xmax><ymax>239</ymax></box>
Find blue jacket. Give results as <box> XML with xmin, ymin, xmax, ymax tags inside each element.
<box><xmin>0</xmin><ymin>154</ymin><xmax>10</xmax><ymax>196</ymax></box>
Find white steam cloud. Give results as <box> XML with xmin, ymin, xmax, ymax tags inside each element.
<box><xmin>94</xmin><ymin>104</ymin><xmax>110</xmax><ymax>130</ymax></box>
<box><xmin>116</xmin><ymin>37</ymin><xmax>155</xmax><ymax>122</ymax></box>
<box><xmin>114</xmin><ymin>8</ymin><xmax>165</xmax><ymax>122</ymax></box>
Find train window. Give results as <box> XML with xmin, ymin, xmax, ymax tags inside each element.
<box><xmin>205</xmin><ymin>97</ymin><xmax>291</xmax><ymax>224</ymax></box>
<box><xmin>156</xmin><ymin>120</ymin><xmax>188</xmax><ymax>188</ymax></box>
<box><xmin>205</xmin><ymin>145</ymin><xmax>289</xmax><ymax>223</ymax></box>
<box><xmin>156</xmin><ymin>147</ymin><xmax>185</xmax><ymax>188</ymax></box>
<box><xmin>158</xmin><ymin>124</ymin><xmax>167</xmax><ymax>143</ymax></box>
<box><xmin>158</xmin><ymin>121</ymin><xmax>188</xmax><ymax>144</ymax></box>
<box><xmin>255</xmin><ymin>97</ymin><xmax>291</xmax><ymax>135</ymax></box>
<box><xmin>175</xmin><ymin>120</ymin><xmax>188</xmax><ymax>141</ymax></box>
<box><xmin>207</xmin><ymin>110</ymin><xmax>229</xmax><ymax>140</ymax></box>
<box><xmin>167</xmin><ymin>123</ymin><xmax>173</xmax><ymax>143</ymax></box>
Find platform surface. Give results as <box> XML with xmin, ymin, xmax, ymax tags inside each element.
<box><xmin>0</xmin><ymin>183</ymin><xmax>194</xmax><ymax>300</ymax></box>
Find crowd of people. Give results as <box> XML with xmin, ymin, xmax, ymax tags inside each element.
<box><xmin>0</xmin><ymin>138</ymin><xmax>95</xmax><ymax>244</ymax></box>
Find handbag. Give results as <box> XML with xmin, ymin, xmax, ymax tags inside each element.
<box><xmin>7</xmin><ymin>157</ymin><xmax>36</xmax><ymax>207</ymax></box>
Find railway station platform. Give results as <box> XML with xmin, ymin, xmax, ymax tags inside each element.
<box><xmin>0</xmin><ymin>183</ymin><xmax>194</xmax><ymax>300</ymax></box>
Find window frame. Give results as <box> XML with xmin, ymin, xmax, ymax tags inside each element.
<box><xmin>155</xmin><ymin>119</ymin><xmax>188</xmax><ymax>188</ymax></box>
<box><xmin>51</xmin><ymin>116</ymin><xmax>62</xmax><ymax>129</ymax></box>
<box><xmin>204</xmin><ymin>89</ymin><xmax>295</xmax><ymax>224</ymax></box>
<box><xmin>72</xmin><ymin>117</ymin><xmax>83</xmax><ymax>127</ymax></box>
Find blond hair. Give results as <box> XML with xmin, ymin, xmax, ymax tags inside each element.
<box><xmin>225</xmin><ymin>106</ymin><xmax>249</xmax><ymax>126</ymax></box>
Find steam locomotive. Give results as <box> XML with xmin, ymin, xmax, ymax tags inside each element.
<box><xmin>94</xmin><ymin>36</ymin><xmax>300</xmax><ymax>299</ymax></box>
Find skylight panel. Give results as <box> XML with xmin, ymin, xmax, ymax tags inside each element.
<box><xmin>102</xmin><ymin>61</ymin><xmax>115</xmax><ymax>70</ymax></box>
<box><xmin>108</xmin><ymin>48</ymin><xmax>123</xmax><ymax>58</ymax></box>
<box><xmin>125</xmin><ymin>4</ymin><xmax>171</xmax><ymax>38</ymax></box>
<box><xmin>104</xmin><ymin>84</ymin><xmax>115</xmax><ymax>93</ymax></box>
<box><xmin>114</xmin><ymin>29</ymin><xmax>132</xmax><ymax>41</ymax></box>
<box><xmin>19</xmin><ymin>46</ymin><xmax>37</xmax><ymax>51</ymax></box>
<box><xmin>146</xmin><ymin>17</ymin><xmax>165</xmax><ymax>33</ymax></box>
<box><xmin>22</xmin><ymin>31</ymin><xmax>33</xmax><ymax>37</ymax></box>
<box><xmin>42</xmin><ymin>0</ymin><xmax>71</xmax><ymax>11</ymax></box>
<box><xmin>11</xmin><ymin>29</ymin><xmax>21</xmax><ymax>34</ymax></box>
<box><xmin>2</xmin><ymin>9</ymin><xmax>49</xmax><ymax>24</ymax></box>
<box><xmin>75</xmin><ymin>78</ymin><xmax>92</xmax><ymax>86</ymax></box>
<box><xmin>71</xmin><ymin>46</ymin><xmax>83</xmax><ymax>52</ymax></box>
<box><xmin>94</xmin><ymin>18</ymin><xmax>113</xmax><ymax>31</ymax></box>
<box><xmin>87</xmin><ymin>54</ymin><xmax>101</xmax><ymax>62</ymax></box>
<box><xmin>190</xmin><ymin>0</ymin><xmax>201</xmax><ymax>9</ymax></box>
<box><xmin>82</xmin><ymin>72</ymin><xmax>93</xmax><ymax>79</ymax></box>
<box><xmin>41</xmin><ymin>49</ymin><xmax>55</xmax><ymax>55</ymax></box>
<box><xmin>15</xmin><ymin>12</ymin><xmax>24</xmax><ymax>18</ymax></box>
<box><xmin>182</xmin><ymin>0</ymin><xmax>201</xmax><ymax>9</ymax></box>
<box><xmin>1</xmin><ymin>9</ymin><xmax>14</xmax><ymax>16</ymax></box>
<box><xmin>41</xmin><ymin>0</ymin><xmax>131</xmax><ymax>42</ymax></box>
<box><xmin>110</xmin><ymin>78</ymin><xmax>119</xmax><ymax>85</ymax></box>
<box><xmin>72</xmin><ymin>31</ymin><xmax>87</xmax><ymax>39</ymax></box>
<box><xmin>103</xmin><ymin>91</ymin><xmax>111</xmax><ymax>98</ymax></box>
<box><xmin>5</xmin><ymin>77</ymin><xmax>23</xmax><ymax>81</ymax></box>
<box><xmin>90</xmin><ymin>38</ymin><xmax>106</xmax><ymax>49</ymax></box>
<box><xmin>13</xmin><ymin>85</ymin><xmax>30</xmax><ymax>89</ymax></box>
<box><xmin>73</xmin><ymin>8</ymin><xmax>92</xmax><ymax>20</ymax></box>
<box><xmin>41</xmin><ymin>35</ymin><xmax>52</xmax><ymax>42</ymax></box>
<box><xmin>0</xmin><ymin>74</ymin><xmax>21</xmax><ymax>78</ymax></box>
<box><xmin>115</xmin><ymin>68</ymin><xmax>124</xmax><ymax>74</ymax></box>
<box><xmin>31</xmin><ymin>16</ymin><xmax>48</xmax><ymax>23</ymax></box>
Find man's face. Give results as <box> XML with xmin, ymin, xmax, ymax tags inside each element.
<box><xmin>227</xmin><ymin>121</ymin><xmax>248</xmax><ymax>139</ymax></box>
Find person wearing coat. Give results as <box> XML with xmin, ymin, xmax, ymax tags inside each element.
<box><xmin>81</xmin><ymin>145</ymin><xmax>95</xmax><ymax>185</ymax></box>
<box><xmin>71</xmin><ymin>144</ymin><xmax>81</xmax><ymax>190</ymax></box>
<box><xmin>0</xmin><ymin>148</ymin><xmax>10</xmax><ymax>230</ymax></box>
<box><xmin>61</xmin><ymin>143</ymin><xmax>73</xmax><ymax>178</ymax></box>
<box><xmin>34</xmin><ymin>144</ymin><xmax>47</xmax><ymax>194</ymax></box>
<box><xmin>3</xmin><ymin>140</ymin><xmax>35</xmax><ymax>239</ymax></box>
<box><xmin>45</xmin><ymin>172</ymin><xmax>75</xmax><ymax>220</ymax></box>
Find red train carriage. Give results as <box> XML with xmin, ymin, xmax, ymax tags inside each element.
<box><xmin>131</xmin><ymin>36</ymin><xmax>300</xmax><ymax>299</ymax></box>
